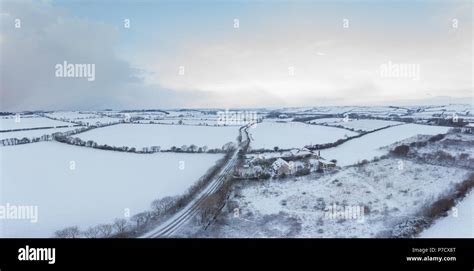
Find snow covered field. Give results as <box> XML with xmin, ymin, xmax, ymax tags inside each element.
<box><xmin>415</xmin><ymin>132</ymin><xmax>474</xmax><ymax>159</ymax></box>
<box><xmin>321</xmin><ymin>124</ymin><xmax>450</xmax><ymax>166</ymax></box>
<box><xmin>309</xmin><ymin>118</ymin><xmax>401</xmax><ymax>132</ymax></box>
<box><xmin>264</xmin><ymin>118</ymin><xmax>294</xmax><ymax>123</ymax></box>
<box><xmin>307</xmin><ymin>118</ymin><xmax>342</xmax><ymax>125</ymax></box>
<box><xmin>279</xmin><ymin>104</ymin><xmax>474</xmax><ymax>123</ymax></box>
<box><xmin>0</xmin><ymin>142</ymin><xmax>222</xmax><ymax>237</ymax></box>
<box><xmin>420</xmin><ymin>192</ymin><xmax>474</xmax><ymax>238</ymax></box>
<box><xmin>76</xmin><ymin>123</ymin><xmax>239</xmax><ymax>150</ymax></box>
<box><xmin>142</xmin><ymin>119</ymin><xmax>227</xmax><ymax>126</ymax></box>
<box><xmin>0</xmin><ymin>127</ymin><xmax>83</xmax><ymax>141</ymax></box>
<box><xmin>411</xmin><ymin>104</ymin><xmax>473</xmax><ymax>120</ymax></box>
<box><xmin>45</xmin><ymin>112</ymin><xmax>123</xmax><ymax>125</ymax></box>
<box><xmin>1</xmin><ymin>107</ymin><xmax>471</xmax><ymax>239</ymax></box>
<box><xmin>45</xmin><ymin>111</ymin><xmax>101</xmax><ymax>120</ymax></box>
<box><xmin>330</xmin><ymin>119</ymin><xmax>402</xmax><ymax>132</ymax></box>
<box><xmin>0</xmin><ymin>117</ymin><xmax>72</xmax><ymax>131</ymax></box>
<box><xmin>250</xmin><ymin>122</ymin><xmax>358</xmax><ymax>150</ymax></box>
<box><xmin>72</xmin><ymin>117</ymin><xmax>122</xmax><ymax>126</ymax></box>
<box><xmin>217</xmin><ymin>158</ymin><xmax>470</xmax><ymax>238</ymax></box>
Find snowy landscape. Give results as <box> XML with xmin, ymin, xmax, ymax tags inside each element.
<box><xmin>1</xmin><ymin>0</ymin><xmax>472</xmax><ymax>243</ymax></box>
<box><xmin>1</xmin><ymin>105</ymin><xmax>473</xmax><ymax>238</ymax></box>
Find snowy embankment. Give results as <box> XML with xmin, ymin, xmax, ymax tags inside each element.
<box><xmin>322</xmin><ymin>124</ymin><xmax>450</xmax><ymax>166</ymax></box>
<box><xmin>0</xmin><ymin>142</ymin><xmax>222</xmax><ymax>237</ymax></box>
<box><xmin>76</xmin><ymin>123</ymin><xmax>239</xmax><ymax>150</ymax></box>
<box><xmin>419</xmin><ymin>192</ymin><xmax>474</xmax><ymax>238</ymax></box>
<box><xmin>250</xmin><ymin>121</ymin><xmax>358</xmax><ymax>150</ymax></box>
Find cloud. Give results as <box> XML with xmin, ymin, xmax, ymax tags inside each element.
<box><xmin>138</xmin><ymin>2</ymin><xmax>472</xmax><ymax>107</ymax></box>
<box><xmin>0</xmin><ymin>0</ymin><xmax>202</xmax><ymax>111</ymax></box>
<box><xmin>0</xmin><ymin>1</ymin><xmax>471</xmax><ymax>110</ymax></box>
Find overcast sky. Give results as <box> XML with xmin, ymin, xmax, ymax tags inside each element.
<box><xmin>0</xmin><ymin>0</ymin><xmax>472</xmax><ymax>111</ymax></box>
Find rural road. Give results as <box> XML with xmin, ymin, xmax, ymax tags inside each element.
<box><xmin>140</xmin><ymin>124</ymin><xmax>251</xmax><ymax>238</ymax></box>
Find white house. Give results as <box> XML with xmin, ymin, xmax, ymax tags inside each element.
<box><xmin>272</xmin><ymin>158</ymin><xmax>294</xmax><ymax>175</ymax></box>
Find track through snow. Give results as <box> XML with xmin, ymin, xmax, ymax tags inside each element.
<box><xmin>141</xmin><ymin>125</ymin><xmax>250</xmax><ymax>238</ymax></box>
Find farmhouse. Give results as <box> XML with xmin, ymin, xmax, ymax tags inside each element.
<box><xmin>272</xmin><ymin>158</ymin><xmax>294</xmax><ymax>175</ymax></box>
<box><xmin>293</xmin><ymin>148</ymin><xmax>313</xmax><ymax>158</ymax></box>
<box><xmin>250</xmin><ymin>154</ymin><xmax>267</xmax><ymax>165</ymax></box>
<box><xmin>279</xmin><ymin>148</ymin><xmax>315</xmax><ymax>159</ymax></box>
<box><xmin>318</xmin><ymin>160</ymin><xmax>336</xmax><ymax>170</ymax></box>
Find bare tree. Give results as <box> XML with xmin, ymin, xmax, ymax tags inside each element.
<box><xmin>130</xmin><ymin>212</ymin><xmax>153</xmax><ymax>228</ymax></box>
<box><xmin>189</xmin><ymin>144</ymin><xmax>198</xmax><ymax>152</ymax></box>
<box><xmin>83</xmin><ymin>226</ymin><xmax>100</xmax><ymax>238</ymax></box>
<box><xmin>151</xmin><ymin>196</ymin><xmax>176</xmax><ymax>216</ymax></box>
<box><xmin>97</xmin><ymin>224</ymin><xmax>114</xmax><ymax>238</ymax></box>
<box><xmin>113</xmin><ymin>218</ymin><xmax>128</xmax><ymax>234</ymax></box>
<box><xmin>222</xmin><ymin>142</ymin><xmax>236</xmax><ymax>151</ymax></box>
<box><xmin>131</xmin><ymin>212</ymin><xmax>150</xmax><ymax>228</ymax></box>
<box><xmin>54</xmin><ymin>226</ymin><xmax>81</xmax><ymax>238</ymax></box>
<box><xmin>198</xmin><ymin>194</ymin><xmax>220</xmax><ymax>226</ymax></box>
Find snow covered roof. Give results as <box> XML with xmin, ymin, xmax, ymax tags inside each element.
<box><xmin>272</xmin><ymin>158</ymin><xmax>289</xmax><ymax>170</ymax></box>
<box><xmin>250</xmin><ymin>154</ymin><xmax>266</xmax><ymax>163</ymax></box>
<box><xmin>281</xmin><ymin>148</ymin><xmax>314</xmax><ymax>158</ymax></box>
<box><xmin>289</xmin><ymin>149</ymin><xmax>299</xmax><ymax>156</ymax></box>
<box><xmin>319</xmin><ymin>160</ymin><xmax>335</xmax><ymax>166</ymax></box>
<box><xmin>295</xmin><ymin>149</ymin><xmax>312</xmax><ymax>157</ymax></box>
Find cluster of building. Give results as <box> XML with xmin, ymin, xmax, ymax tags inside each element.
<box><xmin>240</xmin><ymin>148</ymin><xmax>336</xmax><ymax>179</ymax></box>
